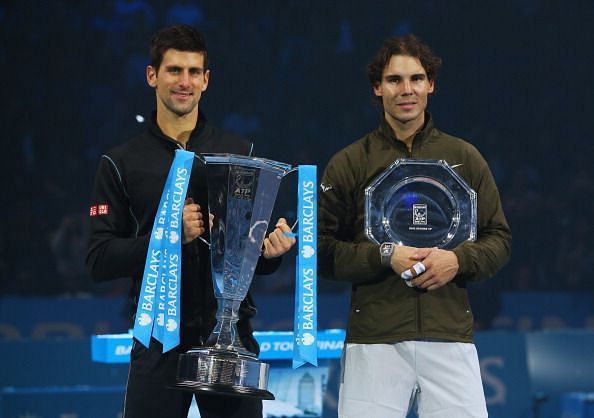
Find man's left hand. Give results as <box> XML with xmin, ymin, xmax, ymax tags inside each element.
<box><xmin>410</xmin><ymin>248</ymin><xmax>459</xmax><ymax>290</ymax></box>
<box><xmin>262</xmin><ymin>218</ymin><xmax>296</xmax><ymax>259</ymax></box>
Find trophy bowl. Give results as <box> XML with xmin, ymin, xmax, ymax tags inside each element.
<box><xmin>365</xmin><ymin>159</ymin><xmax>476</xmax><ymax>249</ymax></box>
<box><xmin>174</xmin><ymin>154</ymin><xmax>294</xmax><ymax>399</ymax></box>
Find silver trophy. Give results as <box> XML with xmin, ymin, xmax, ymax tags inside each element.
<box><xmin>175</xmin><ymin>154</ymin><xmax>294</xmax><ymax>399</ymax></box>
<box><xmin>365</xmin><ymin>159</ymin><xmax>477</xmax><ymax>248</ymax></box>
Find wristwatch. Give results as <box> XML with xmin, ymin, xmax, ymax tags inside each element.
<box><xmin>379</xmin><ymin>242</ymin><xmax>396</xmax><ymax>267</ymax></box>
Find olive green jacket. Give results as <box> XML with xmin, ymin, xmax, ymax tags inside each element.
<box><xmin>318</xmin><ymin>114</ymin><xmax>512</xmax><ymax>343</ymax></box>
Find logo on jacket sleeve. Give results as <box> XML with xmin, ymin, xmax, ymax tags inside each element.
<box><xmin>90</xmin><ymin>204</ymin><xmax>110</xmax><ymax>216</ymax></box>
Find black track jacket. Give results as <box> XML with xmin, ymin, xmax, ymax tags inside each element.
<box><xmin>86</xmin><ymin>111</ymin><xmax>279</xmax><ymax>351</ymax></box>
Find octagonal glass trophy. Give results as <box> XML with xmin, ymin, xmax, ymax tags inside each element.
<box><xmin>365</xmin><ymin>159</ymin><xmax>477</xmax><ymax>248</ymax></box>
<box><xmin>174</xmin><ymin>154</ymin><xmax>294</xmax><ymax>399</ymax></box>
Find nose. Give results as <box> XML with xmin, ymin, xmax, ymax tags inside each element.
<box><xmin>401</xmin><ymin>80</ymin><xmax>413</xmax><ymax>95</ymax></box>
<box><xmin>178</xmin><ymin>70</ymin><xmax>191</xmax><ymax>87</ymax></box>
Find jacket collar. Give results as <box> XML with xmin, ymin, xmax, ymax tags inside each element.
<box><xmin>147</xmin><ymin>109</ymin><xmax>208</xmax><ymax>147</ymax></box>
<box><xmin>378</xmin><ymin>112</ymin><xmax>434</xmax><ymax>149</ymax></box>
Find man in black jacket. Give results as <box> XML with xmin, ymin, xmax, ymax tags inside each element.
<box><xmin>86</xmin><ymin>25</ymin><xmax>295</xmax><ymax>418</ymax></box>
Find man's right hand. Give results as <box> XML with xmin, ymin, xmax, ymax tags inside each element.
<box><xmin>182</xmin><ymin>198</ymin><xmax>206</xmax><ymax>244</ymax></box>
<box><xmin>389</xmin><ymin>245</ymin><xmax>432</xmax><ymax>276</ymax></box>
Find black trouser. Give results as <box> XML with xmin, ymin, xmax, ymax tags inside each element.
<box><xmin>123</xmin><ymin>339</ymin><xmax>262</xmax><ymax>418</ymax></box>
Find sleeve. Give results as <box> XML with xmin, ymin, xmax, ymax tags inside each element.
<box><xmin>85</xmin><ymin>155</ymin><xmax>150</xmax><ymax>282</ymax></box>
<box><xmin>317</xmin><ymin>152</ymin><xmax>386</xmax><ymax>284</ymax></box>
<box><xmin>451</xmin><ymin>148</ymin><xmax>512</xmax><ymax>281</ymax></box>
<box><xmin>255</xmin><ymin>256</ymin><xmax>282</xmax><ymax>275</ymax></box>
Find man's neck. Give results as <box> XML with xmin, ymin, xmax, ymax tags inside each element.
<box><xmin>156</xmin><ymin>108</ymin><xmax>198</xmax><ymax>148</ymax></box>
<box><xmin>386</xmin><ymin>114</ymin><xmax>425</xmax><ymax>152</ymax></box>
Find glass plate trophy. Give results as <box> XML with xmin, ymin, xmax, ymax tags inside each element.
<box><xmin>365</xmin><ymin>159</ymin><xmax>477</xmax><ymax>249</ymax></box>
<box><xmin>174</xmin><ymin>154</ymin><xmax>294</xmax><ymax>399</ymax></box>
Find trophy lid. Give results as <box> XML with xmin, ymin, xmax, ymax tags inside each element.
<box><xmin>365</xmin><ymin>159</ymin><xmax>477</xmax><ymax>249</ymax></box>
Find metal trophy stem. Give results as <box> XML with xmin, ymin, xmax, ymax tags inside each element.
<box><xmin>175</xmin><ymin>154</ymin><xmax>294</xmax><ymax>399</ymax></box>
<box><xmin>205</xmin><ymin>298</ymin><xmax>245</xmax><ymax>352</ymax></box>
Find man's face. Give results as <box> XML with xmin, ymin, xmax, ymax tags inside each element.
<box><xmin>146</xmin><ymin>49</ymin><xmax>209</xmax><ymax>118</ymax></box>
<box><xmin>373</xmin><ymin>54</ymin><xmax>434</xmax><ymax>128</ymax></box>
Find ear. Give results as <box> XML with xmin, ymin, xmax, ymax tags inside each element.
<box><xmin>428</xmin><ymin>79</ymin><xmax>435</xmax><ymax>94</ymax></box>
<box><xmin>146</xmin><ymin>65</ymin><xmax>158</xmax><ymax>88</ymax></box>
<box><xmin>201</xmin><ymin>69</ymin><xmax>210</xmax><ymax>92</ymax></box>
<box><xmin>372</xmin><ymin>83</ymin><xmax>382</xmax><ymax>97</ymax></box>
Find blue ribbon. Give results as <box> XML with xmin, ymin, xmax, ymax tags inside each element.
<box><xmin>133</xmin><ymin>149</ymin><xmax>194</xmax><ymax>352</ymax></box>
<box><xmin>293</xmin><ymin>165</ymin><xmax>318</xmax><ymax>368</ymax></box>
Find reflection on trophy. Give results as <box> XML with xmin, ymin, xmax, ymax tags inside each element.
<box><xmin>365</xmin><ymin>159</ymin><xmax>477</xmax><ymax>248</ymax></box>
<box><xmin>174</xmin><ymin>154</ymin><xmax>294</xmax><ymax>399</ymax></box>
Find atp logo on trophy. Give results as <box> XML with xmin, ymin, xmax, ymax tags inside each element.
<box><xmin>231</xmin><ymin>166</ymin><xmax>256</xmax><ymax>200</ymax></box>
<box><xmin>412</xmin><ymin>204</ymin><xmax>428</xmax><ymax>226</ymax></box>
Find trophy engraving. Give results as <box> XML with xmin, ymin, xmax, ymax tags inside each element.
<box><xmin>365</xmin><ymin>159</ymin><xmax>477</xmax><ymax>249</ymax></box>
<box><xmin>174</xmin><ymin>154</ymin><xmax>294</xmax><ymax>399</ymax></box>
<box><xmin>412</xmin><ymin>203</ymin><xmax>427</xmax><ymax>226</ymax></box>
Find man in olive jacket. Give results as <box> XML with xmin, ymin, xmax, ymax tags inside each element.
<box><xmin>318</xmin><ymin>35</ymin><xmax>511</xmax><ymax>418</ymax></box>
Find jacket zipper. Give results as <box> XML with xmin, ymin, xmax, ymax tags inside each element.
<box><xmin>409</xmin><ymin>146</ymin><xmax>423</xmax><ymax>336</ymax></box>
<box><xmin>416</xmin><ymin>291</ymin><xmax>422</xmax><ymax>336</ymax></box>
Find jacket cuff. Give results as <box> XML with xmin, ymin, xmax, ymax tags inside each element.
<box><xmin>255</xmin><ymin>255</ymin><xmax>282</xmax><ymax>275</ymax></box>
<box><xmin>366</xmin><ymin>243</ymin><xmax>384</xmax><ymax>274</ymax></box>
<box><xmin>452</xmin><ymin>244</ymin><xmax>471</xmax><ymax>277</ymax></box>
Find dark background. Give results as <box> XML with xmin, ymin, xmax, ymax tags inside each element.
<box><xmin>1</xmin><ymin>0</ymin><xmax>593</xmax><ymax>324</ymax></box>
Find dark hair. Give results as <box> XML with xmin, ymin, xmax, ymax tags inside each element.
<box><xmin>150</xmin><ymin>25</ymin><xmax>209</xmax><ymax>71</ymax></box>
<box><xmin>367</xmin><ymin>34</ymin><xmax>442</xmax><ymax>87</ymax></box>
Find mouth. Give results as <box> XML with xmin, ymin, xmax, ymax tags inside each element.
<box><xmin>172</xmin><ymin>91</ymin><xmax>193</xmax><ymax>99</ymax></box>
<box><xmin>397</xmin><ymin>102</ymin><xmax>416</xmax><ymax>111</ymax></box>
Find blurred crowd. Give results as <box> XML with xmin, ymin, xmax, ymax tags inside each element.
<box><xmin>1</xmin><ymin>0</ymin><xmax>593</xmax><ymax>303</ymax></box>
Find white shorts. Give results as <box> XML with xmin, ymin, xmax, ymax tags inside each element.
<box><xmin>338</xmin><ymin>341</ymin><xmax>488</xmax><ymax>418</ymax></box>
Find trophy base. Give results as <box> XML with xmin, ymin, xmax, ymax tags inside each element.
<box><xmin>174</xmin><ymin>348</ymin><xmax>274</xmax><ymax>400</ymax></box>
